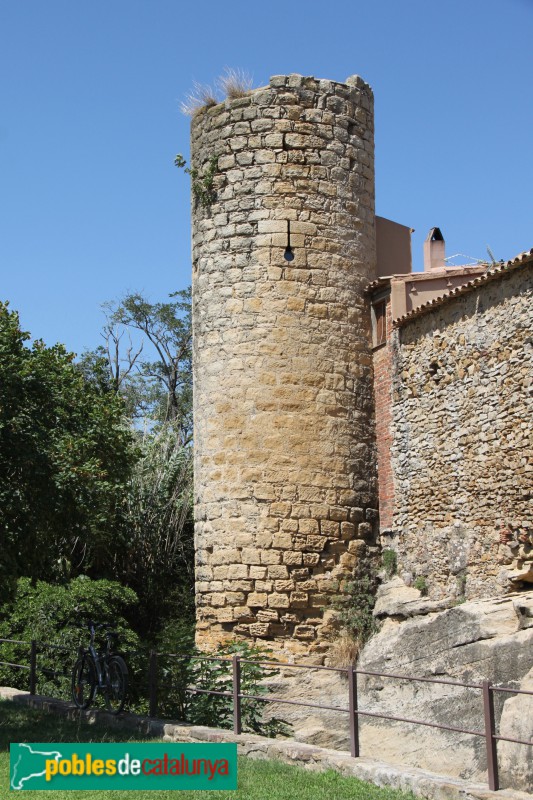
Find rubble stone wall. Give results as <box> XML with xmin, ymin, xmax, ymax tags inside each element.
<box><xmin>191</xmin><ymin>74</ymin><xmax>379</xmax><ymax>654</ymax></box>
<box><xmin>390</xmin><ymin>263</ymin><xmax>533</xmax><ymax>600</ymax></box>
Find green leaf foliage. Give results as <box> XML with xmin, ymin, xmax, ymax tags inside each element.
<box><xmin>0</xmin><ymin>302</ymin><xmax>138</xmax><ymax>598</ymax></box>
<box><xmin>0</xmin><ymin>576</ymin><xmax>139</xmax><ymax>698</ymax></box>
<box><xmin>118</xmin><ymin>424</ymin><xmax>194</xmax><ymax>634</ymax></box>
<box><xmin>156</xmin><ymin>638</ymin><xmax>290</xmax><ymax>737</ymax></box>
<box><xmin>332</xmin><ymin>575</ymin><xmax>378</xmax><ymax>649</ymax></box>
<box><xmin>84</xmin><ymin>289</ymin><xmax>192</xmax><ymax>438</ymax></box>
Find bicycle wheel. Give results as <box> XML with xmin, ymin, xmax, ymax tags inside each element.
<box><xmin>104</xmin><ymin>655</ymin><xmax>128</xmax><ymax>714</ymax></box>
<box><xmin>71</xmin><ymin>656</ymin><xmax>97</xmax><ymax>709</ymax></box>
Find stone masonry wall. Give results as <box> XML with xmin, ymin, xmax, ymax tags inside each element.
<box><xmin>390</xmin><ymin>262</ymin><xmax>533</xmax><ymax>601</ymax></box>
<box><xmin>191</xmin><ymin>74</ymin><xmax>379</xmax><ymax>655</ymax></box>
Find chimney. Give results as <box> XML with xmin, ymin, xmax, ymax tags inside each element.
<box><xmin>424</xmin><ymin>227</ymin><xmax>445</xmax><ymax>271</ymax></box>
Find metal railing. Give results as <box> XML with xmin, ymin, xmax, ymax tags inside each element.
<box><xmin>1</xmin><ymin>637</ymin><xmax>532</xmax><ymax>792</ymax></box>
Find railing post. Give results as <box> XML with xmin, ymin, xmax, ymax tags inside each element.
<box><xmin>232</xmin><ymin>655</ymin><xmax>242</xmax><ymax>735</ymax></box>
<box><xmin>149</xmin><ymin>650</ymin><xmax>158</xmax><ymax>718</ymax></box>
<box><xmin>29</xmin><ymin>640</ymin><xmax>37</xmax><ymax>695</ymax></box>
<box><xmin>482</xmin><ymin>680</ymin><xmax>499</xmax><ymax>791</ymax></box>
<box><xmin>348</xmin><ymin>665</ymin><xmax>360</xmax><ymax>758</ymax></box>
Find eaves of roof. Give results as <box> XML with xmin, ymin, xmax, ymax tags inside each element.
<box><xmin>393</xmin><ymin>248</ymin><xmax>533</xmax><ymax>327</ymax></box>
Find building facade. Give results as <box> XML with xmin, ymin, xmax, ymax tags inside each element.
<box><xmin>190</xmin><ymin>73</ymin><xmax>533</xmax><ymax>652</ymax></box>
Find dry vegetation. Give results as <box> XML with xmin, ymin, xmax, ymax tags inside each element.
<box><xmin>180</xmin><ymin>68</ymin><xmax>253</xmax><ymax>115</ymax></box>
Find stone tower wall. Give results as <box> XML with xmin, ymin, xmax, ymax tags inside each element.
<box><xmin>192</xmin><ymin>74</ymin><xmax>379</xmax><ymax>655</ymax></box>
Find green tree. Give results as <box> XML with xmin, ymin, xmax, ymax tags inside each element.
<box><xmin>118</xmin><ymin>423</ymin><xmax>194</xmax><ymax>635</ymax></box>
<box><xmin>0</xmin><ymin>576</ymin><xmax>140</xmax><ymax>697</ymax></box>
<box><xmin>82</xmin><ymin>289</ymin><xmax>192</xmax><ymax>441</ymax></box>
<box><xmin>0</xmin><ymin>302</ymin><xmax>138</xmax><ymax>600</ymax></box>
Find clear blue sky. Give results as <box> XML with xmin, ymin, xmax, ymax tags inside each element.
<box><xmin>1</xmin><ymin>0</ymin><xmax>531</xmax><ymax>355</ymax></box>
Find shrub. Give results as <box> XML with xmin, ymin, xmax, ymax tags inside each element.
<box><xmin>382</xmin><ymin>548</ymin><xmax>397</xmax><ymax>577</ymax></box>
<box><xmin>413</xmin><ymin>576</ymin><xmax>428</xmax><ymax>596</ymax></box>
<box><xmin>179</xmin><ymin>81</ymin><xmax>218</xmax><ymax>116</ymax></box>
<box><xmin>156</xmin><ymin>639</ymin><xmax>290</xmax><ymax>737</ymax></box>
<box><xmin>217</xmin><ymin>67</ymin><xmax>253</xmax><ymax>99</ymax></box>
<box><xmin>0</xmin><ymin>576</ymin><xmax>139</xmax><ymax>698</ymax></box>
<box><xmin>331</xmin><ymin>574</ymin><xmax>378</xmax><ymax>659</ymax></box>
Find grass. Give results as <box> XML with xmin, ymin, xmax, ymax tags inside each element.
<box><xmin>0</xmin><ymin>700</ymin><xmax>417</xmax><ymax>799</ymax></box>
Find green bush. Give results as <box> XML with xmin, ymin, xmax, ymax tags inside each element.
<box><xmin>0</xmin><ymin>302</ymin><xmax>138</xmax><ymax>601</ymax></box>
<box><xmin>332</xmin><ymin>575</ymin><xmax>378</xmax><ymax>650</ymax></box>
<box><xmin>382</xmin><ymin>549</ymin><xmax>397</xmax><ymax>577</ymax></box>
<box><xmin>157</xmin><ymin>639</ymin><xmax>290</xmax><ymax>737</ymax></box>
<box><xmin>413</xmin><ymin>576</ymin><xmax>428</xmax><ymax>596</ymax></box>
<box><xmin>0</xmin><ymin>576</ymin><xmax>139</xmax><ymax>699</ymax></box>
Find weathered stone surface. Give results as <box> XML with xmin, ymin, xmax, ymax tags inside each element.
<box><xmin>264</xmin><ymin>592</ymin><xmax>533</xmax><ymax>791</ymax></box>
<box><xmin>359</xmin><ymin>592</ymin><xmax>533</xmax><ymax>789</ymax></box>
<box><xmin>499</xmin><ymin>666</ymin><xmax>533</xmax><ymax>792</ymax></box>
<box><xmin>373</xmin><ymin>577</ymin><xmax>451</xmax><ymax>619</ymax></box>
<box><xmin>192</xmin><ymin>74</ymin><xmax>378</xmax><ymax>651</ymax></box>
<box><xmin>389</xmin><ymin>262</ymin><xmax>533</xmax><ymax>603</ymax></box>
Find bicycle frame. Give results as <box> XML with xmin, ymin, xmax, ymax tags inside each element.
<box><xmin>83</xmin><ymin>623</ymin><xmax>115</xmax><ymax>686</ymax></box>
<box><xmin>72</xmin><ymin>620</ymin><xmax>128</xmax><ymax>714</ymax></box>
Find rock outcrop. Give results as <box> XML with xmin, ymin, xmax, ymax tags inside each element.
<box><xmin>265</xmin><ymin>591</ymin><xmax>533</xmax><ymax>791</ymax></box>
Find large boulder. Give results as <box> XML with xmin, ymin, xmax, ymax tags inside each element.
<box><xmin>264</xmin><ymin>591</ymin><xmax>533</xmax><ymax>791</ymax></box>
<box><xmin>358</xmin><ymin>592</ymin><xmax>533</xmax><ymax>788</ymax></box>
<box><xmin>498</xmin><ymin>666</ymin><xmax>533</xmax><ymax>792</ymax></box>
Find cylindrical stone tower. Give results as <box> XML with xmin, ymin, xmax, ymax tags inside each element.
<box><xmin>192</xmin><ymin>74</ymin><xmax>378</xmax><ymax>656</ymax></box>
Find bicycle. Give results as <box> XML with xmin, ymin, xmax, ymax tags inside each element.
<box><xmin>71</xmin><ymin>621</ymin><xmax>128</xmax><ymax>714</ymax></box>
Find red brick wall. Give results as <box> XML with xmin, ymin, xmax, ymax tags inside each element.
<box><xmin>372</xmin><ymin>297</ymin><xmax>394</xmax><ymax>532</ymax></box>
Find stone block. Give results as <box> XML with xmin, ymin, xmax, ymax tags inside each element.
<box><xmin>310</xmin><ymin>504</ymin><xmax>330</xmax><ymax>520</ymax></box>
<box><xmin>224</xmin><ymin>580</ymin><xmax>253</xmax><ymax>592</ymax></box>
<box><xmin>260</xmin><ymin>549</ymin><xmax>281</xmax><ymax>565</ymax></box>
<box><xmin>257</xmin><ymin>609</ymin><xmax>279</xmax><ymax>622</ymax></box>
<box><xmin>210</xmin><ymin>548</ymin><xmax>242</xmax><ymax>566</ymax></box>
<box><xmin>196</xmin><ymin>566</ymin><xmax>213</xmax><ymax>581</ymax></box>
<box><xmin>215</xmin><ymin>608</ymin><xmax>233</xmax><ymax>622</ymax></box>
<box><xmin>358</xmin><ymin>522</ymin><xmax>373</xmax><ymax>540</ymax></box>
<box><xmin>298</xmin><ymin>519</ymin><xmax>320</xmax><ymax>535</ymax></box>
<box><xmin>268</xmin><ymin>565</ymin><xmax>289</xmax><ymax>579</ymax></box>
<box><xmin>250</xmin><ymin>622</ymin><xmax>271</xmax><ymax>637</ymax></box>
<box><xmin>280</xmin><ymin>519</ymin><xmax>299</xmax><ymax>533</ymax></box>
<box><xmin>283</xmin><ymin>551</ymin><xmax>303</xmax><ymax>565</ymax></box>
<box><xmin>225</xmin><ymin>591</ymin><xmax>244</xmax><ymax>606</ymax></box>
<box><xmin>268</xmin><ymin>593</ymin><xmax>291</xmax><ymax>608</ymax></box>
<box><xmin>270</xmin><ymin>502</ymin><xmax>292</xmax><ymax>518</ymax></box>
<box><xmin>330</xmin><ymin>506</ymin><xmax>349</xmax><ymax>522</ymax></box>
<box><xmin>227</xmin><ymin>564</ymin><xmax>249</xmax><ymax>579</ymax></box>
<box><xmin>210</xmin><ymin>593</ymin><xmax>226</xmax><ymax>607</ymax></box>
<box><xmin>241</xmin><ymin>548</ymin><xmax>262</xmax><ymax>565</ymax></box>
<box><xmin>290</xmin><ymin>591</ymin><xmax>309</xmax><ymax>607</ymax></box>
<box><xmin>274</xmin><ymin>580</ymin><xmax>294</xmax><ymax>592</ymax></box>
<box><xmin>218</xmin><ymin>155</ymin><xmax>235</xmax><ymax>170</ymax></box>
<box><xmin>294</xmin><ymin>625</ymin><xmax>316</xmax><ymax>639</ymax></box>
<box><xmin>306</xmin><ymin>535</ymin><xmax>327</xmax><ymax>551</ymax></box>
<box><xmin>213</xmin><ymin>566</ymin><xmax>229</xmax><ymax>588</ymax></box>
<box><xmin>233</xmin><ymin>606</ymin><xmax>254</xmax><ymax>621</ymax></box>
<box><xmin>310</xmin><ymin>593</ymin><xmax>328</xmax><ymax>607</ymax></box>
<box><xmin>253</xmin><ymin>485</ymin><xmax>278</xmax><ymax>501</ymax></box>
<box><xmin>341</xmin><ymin>522</ymin><xmax>356</xmax><ymax>539</ymax></box>
<box><xmin>291</xmin><ymin>568</ymin><xmax>310</xmax><ymax>581</ymax></box>
<box><xmin>249</xmin><ymin>566</ymin><xmax>268</xmax><ymax>580</ymax></box>
<box><xmin>248</xmin><ymin>592</ymin><xmax>267</xmax><ymax>607</ymax></box>
<box><xmin>320</xmin><ymin>520</ymin><xmax>340</xmax><ymax>537</ymax></box>
<box><xmin>272</xmin><ymin>532</ymin><xmax>293</xmax><ymax>549</ymax></box>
